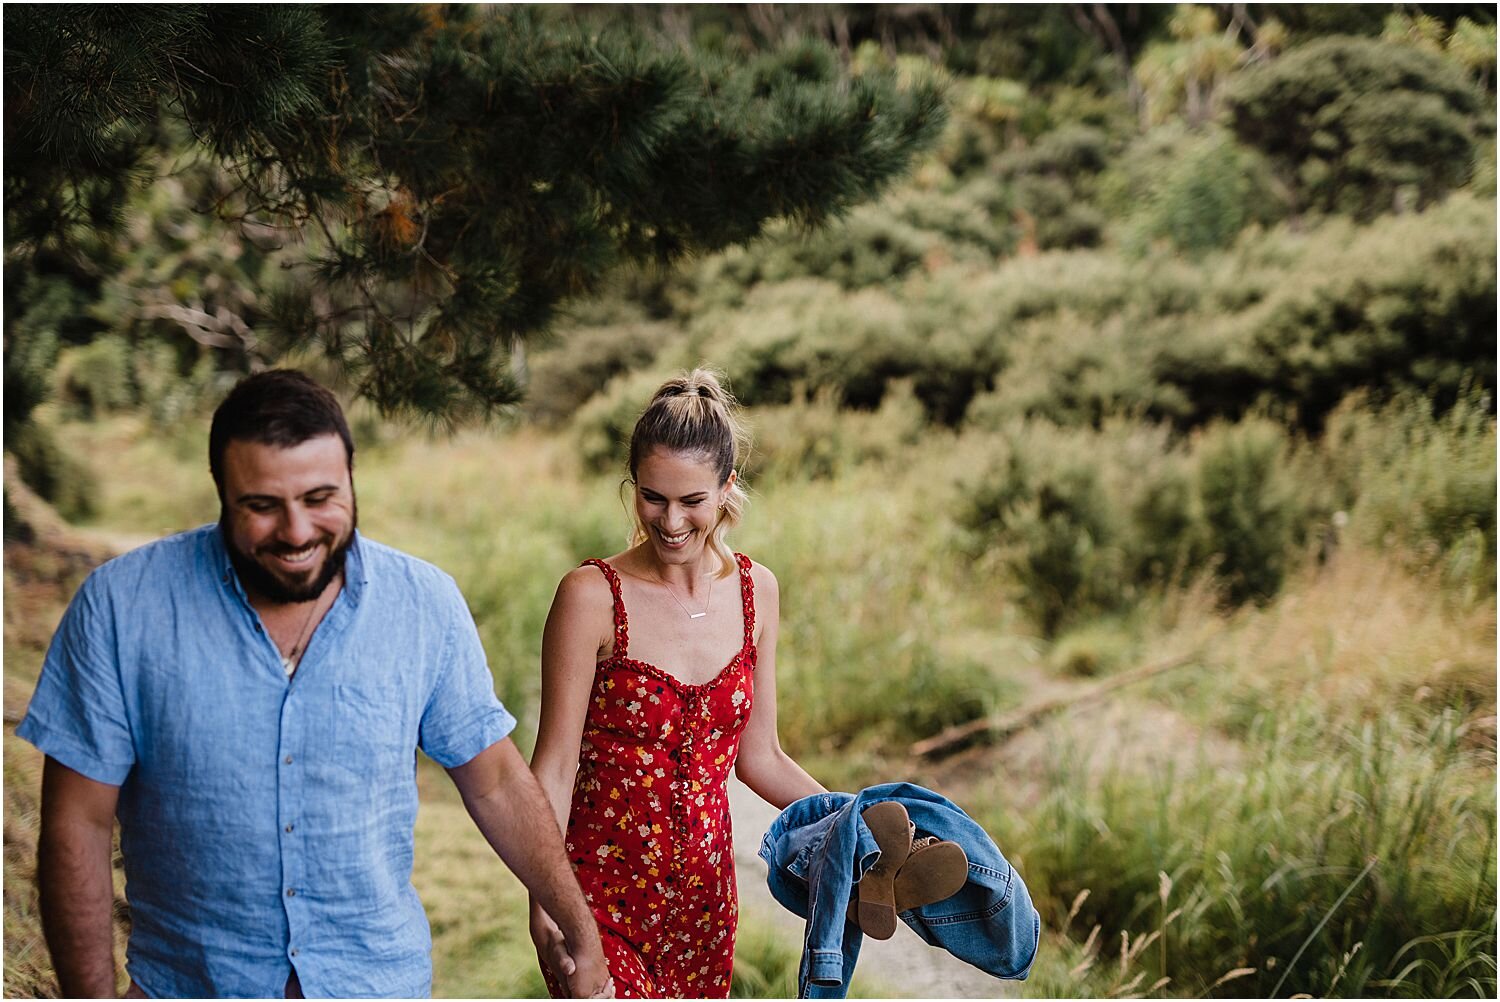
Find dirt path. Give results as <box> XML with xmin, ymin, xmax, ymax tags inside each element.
<box><xmin>728</xmin><ymin>777</ymin><xmax>1012</xmax><ymax>999</ymax></box>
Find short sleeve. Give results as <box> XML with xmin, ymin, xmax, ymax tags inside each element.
<box><xmin>417</xmin><ymin>581</ymin><xmax>516</xmax><ymax>768</ymax></box>
<box><xmin>16</xmin><ymin>574</ymin><xmax>135</xmax><ymax>785</ymax></box>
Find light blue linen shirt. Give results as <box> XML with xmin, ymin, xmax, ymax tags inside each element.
<box><xmin>17</xmin><ymin>524</ymin><xmax>516</xmax><ymax>998</ymax></box>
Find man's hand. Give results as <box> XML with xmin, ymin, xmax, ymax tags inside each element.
<box><xmin>449</xmin><ymin>740</ymin><xmax>610</xmax><ymax>996</ymax></box>
<box><xmin>37</xmin><ymin>757</ymin><xmax>123</xmax><ymax>998</ymax></box>
<box><xmin>567</xmin><ymin>947</ymin><xmax>614</xmax><ymax>998</ymax></box>
<box><xmin>531</xmin><ymin>900</ymin><xmax>613</xmax><ymax>997</ymax></box>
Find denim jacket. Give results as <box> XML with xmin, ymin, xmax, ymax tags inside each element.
<box><xmin>757</xmin><ymin>782</ymin><xmax>1039</xmax><ymax>999</ymax></box>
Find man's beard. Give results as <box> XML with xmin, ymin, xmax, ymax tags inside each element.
<box><xmin>221</xmin><ymin>503</ymin><xmax>358</xmax><ymax>605</ymax></box>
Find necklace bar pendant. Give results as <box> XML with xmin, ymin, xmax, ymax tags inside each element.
<box><xmin>689</xmin><ymin>612</ymin><xmax>707</xmax><ymax>619</ymax></box>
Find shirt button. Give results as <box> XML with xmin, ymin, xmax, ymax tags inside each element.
<box><xmin>290</xmin><ymin>948</ymin><xmax>299</xmax><ymax>957</ymax></box>
<box><xmin>284</xmin><ymin>823</ymin><xmax>294</xmax><ymax>833</ymax></box>
<box><xmin>286</xmin><ymin>888</ymin><xmax>296</xmax><ymax>897</ymax></box>
<box><xmin>284</xmin><ymin>755</ymin><xmax>293</xmax><ymax>764</ymax></box>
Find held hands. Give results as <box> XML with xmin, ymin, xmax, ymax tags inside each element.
<box><xmin>530</xmin><ymin>900</ymin><xmax>614</xmax><ymax>998</ymax></box>
<box><xmin>529</xmin><ymin>901</ymin><xmax>574</xmax><ymax>981</ymax></box>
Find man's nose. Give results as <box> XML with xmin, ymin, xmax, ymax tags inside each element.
<box><xmin>278</xmin><ymin>505</ymin><xmax>317</xmax><ymax>546</ymax></box>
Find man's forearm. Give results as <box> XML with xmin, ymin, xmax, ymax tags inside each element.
<box><xmin>450</xmin><ymin>740</ymin><xmax>604</xmax><ymax>980</ymax></box>
<box><xmin>38</xmin><ymin>812</ymin><xmax>119</xmax><ymax>997</ymax></box>
<box><xmin>460</xmin><ymin>762</ymin><xmax>596</xmax><ymax>939</ymax></box>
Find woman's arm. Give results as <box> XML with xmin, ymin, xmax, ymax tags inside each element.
<box><xmin>528</xmin><ymin>567</ymin><xmax>614</xmax><ymax>985</ymax></box>
<box><xmin>735</xmin><ymin>563</ymin><xmax>828</xmax><ymax>810</ymax></box>
<box><xmin>531</xmin><ymin>566</ymin><xmax>612</xmax><ymax>825</ymax></box>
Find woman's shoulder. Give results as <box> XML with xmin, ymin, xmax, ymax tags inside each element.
<box><xmin>555</xmin><ymin>559</ymin><xmax>620</xmax><ymax>609</ymax></box>
<box><xmin>736</xmin><ymin>554</ymin><xmax>779</xmax><ymax>599</ymax></box>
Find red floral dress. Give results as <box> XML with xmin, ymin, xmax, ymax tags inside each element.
<box><xmin>547</xmin><ymin>555</ymin><xmax>757</xmax><ymax>999</ymax></box>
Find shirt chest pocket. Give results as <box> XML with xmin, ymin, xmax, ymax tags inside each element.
<box><xmin>331</xmin><ymin>681</ymin><xmax>413</xmax><ymax>774</ymax></box>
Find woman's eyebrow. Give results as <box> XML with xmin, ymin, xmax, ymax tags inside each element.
<box><xmin>640</xmin><ymin>488</ymin><xmax>709</xmax><ymax>500</ymax></box>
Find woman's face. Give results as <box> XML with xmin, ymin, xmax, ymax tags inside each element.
<box><xmin>634</xmin><ymin>448</ymin><xmax>734</xmax><ymax>568</ymax></box>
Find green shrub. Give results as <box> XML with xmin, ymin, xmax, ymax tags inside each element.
<box><xmin>570</xmin><ymin>367</ymin><xmax>671</xmax><ymax>474</ymax></box>
<box><xmin>957</xmin><ymin>424</ymin><xmax>1133</xmax><ymax>634</ymax></box>
<box><xmin>763</xmin><ymin>210</ymin><xmax>933</xmax><ymax>290</ymax></box>
<box><xmin>887</xmin><ymin>179</ymin><xmax>1014</xmax><ymax>257</ymax></box>
<box><xmin>1224</xmin><ymin>36</ymin><xmax>1481</xmax><ymax>217</ymax></box>
<box><xmin>745</xmin><ymin>382</ymin><xmax>928</xmax><ymax>483</ymax></box>
<box><xmin>54</xmin><ymin>336</ymin><xmax>219</xmax><ymax>423</ymax></box>
<box><xmin>996</xmin><ymin>124</ymin><xmax>1113</xmax><ymax>251</ymax></box>
<box><xmin>683</xmin><ymin>181</ymin><xmax>1013</xmax><ymax>300</ymax></box>
<box><xmin>1195</xmin><ymin>419</ymin><xmax>1307</xmax><ymax>604</ymax></box>
<box><xmin>1011</xmin><ymin>174</ymin><xmax>1105</xmax><ymax>250</ymax></box>
<box><xmin>694</xmin><ymin>279</ymin><xmax>1001</xmax><ymax>426</ymax></box>
<box><xmin>1134</xmin><ymin>6</ymin><xmax>1247</xmax><ymax>129</ymax></box>
<box><xmin>679</xmin><ymin>194</ymin><xmax>1493</xmax><ymax>442</ymax></box>
<box><xmin>1153</xmin><ymin>195</ymin><xmax>1496</xmax><ymax>431</ymax></box>
<box><xmin>3</xmin><ymin>273</ymin><xmax>81</xmax><ymax>439</ymax></box>
<box><xmin>523</xmin><ymin>321</ymin><xmax>669</xmax><ymax>425</ymax></box>
<box><xmin>935</xmin><ymin>75</ymin><xmax>1025</xmax><ymax>175</ymax></box>
<box><xmin>1128</xmin><ymin>455</ymin><xmax>1208</xmax><ymax>586</ymax></box>
<box><xmin>1000</xmin><ymin>123</ymin><xmax>1112</xmax><ymax>181</ymax></box>
<box><xmin>132</xmin><ymin>342</ymin><xmax>224</xmax><ymax>426</ymax></box>
<box><xmin>1324</xmin><ymin>389</ymin><xmax>1497</xmax><ymax>596</ymax></box>
<box><xmin>8</xmin><ymin>421</ymin><xmax>98</xmax><ymax>523</ymax></box>
<box><xmin>70</xmin><ymin>340</ymin><xmax>132</xmax><ymax>416</ymax></box>
<box><xmin>958</xmin><ymin>416</ymin><xmax>1315</xmax><ymax>631</ymax></box>
<box><xmin>1133</xmin><ymin>128</ymin><xmax>1281</xmax><ymax>254</ymax></box>
<box><xmin>1049</xmin><ymin>621</ymin><xmax>1136</xmax><ymax>678</ymax></box>
<box><xmin>1471</xmin><ymin>134</ymin><xmax>1497</xmax><ymax>197</ymax></box>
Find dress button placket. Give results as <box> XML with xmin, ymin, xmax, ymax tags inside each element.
<box><xmin>672</xmin><ymin>690</ymin><xmax>697</xmax><ymax>875</ymax></box>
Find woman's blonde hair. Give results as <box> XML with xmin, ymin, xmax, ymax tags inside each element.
<box><xmin>628</xmin><ymin>368</ymin><xmax>749</xmax><ymax>579</ymax></box>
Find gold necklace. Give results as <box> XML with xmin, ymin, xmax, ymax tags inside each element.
<box><xmin>660</xmin><ymin>571</ymin><xmax>714</xmax><ymax>620</ymax></box>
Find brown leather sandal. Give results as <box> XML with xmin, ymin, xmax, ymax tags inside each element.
<box><xmin>847</xmin><ymin>835</ymin><xmax>969</xmax><ymax>937</ymax></box>
<box><xmin>893</xmin><ymin>836</ymin><xmax>969</xmax><ymax>911</ymax></box>
<box><xmin>849</xmin><ymin>802</ymin><xmax>912</xmax><ymax>940</ymax></box>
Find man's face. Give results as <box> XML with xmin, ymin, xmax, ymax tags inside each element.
<box><xmin>220</xmin><ymin>434</ymin><xmax>357</xmax><ymax>604</ymax></box>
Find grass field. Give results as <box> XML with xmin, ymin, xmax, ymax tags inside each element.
<box><xmin>5</xmin><ymin>394</ymin><xmax>1495</xmax><ymax>997</ymax></box>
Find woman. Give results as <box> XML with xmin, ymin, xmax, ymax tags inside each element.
<box><xmin>529</xmin><ymin>369</ymin><xmax>826</xmax><ymax>999</ymax></box>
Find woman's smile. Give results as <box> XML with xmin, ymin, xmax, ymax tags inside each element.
<box><xmin>655</xmin><ymin>527</ymin><xmax>694</xmax><ymax>549</ymax></box>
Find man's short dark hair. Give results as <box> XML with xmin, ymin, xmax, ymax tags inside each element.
<box><xmin>209</xmin><ymin>370</ymin><xmax>355</xmax><ymax>493</ymax></box>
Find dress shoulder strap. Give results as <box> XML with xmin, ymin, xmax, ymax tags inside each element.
<box><xmin>581</xmin><ymin>559</ymin><xmax>628</xmax><ymax>658</ymax></box>
<box><xmin>735</xmin><ymin>553</ymin><xmax>755</xmax><ymax>647</ymax></box>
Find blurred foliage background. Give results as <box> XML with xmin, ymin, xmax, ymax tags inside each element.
<box><xmin>4</xmin><ymin>3</ymin><xmax>1496</xmax><ymax>999</ymax></box>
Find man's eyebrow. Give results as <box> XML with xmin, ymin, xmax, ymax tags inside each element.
<box><xmin>233</xmin><ymin>484</ymin><xmax>341</xmax><ymax>504</ymax></box>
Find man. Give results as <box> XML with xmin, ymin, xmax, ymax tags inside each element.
<box><xmin>18</xmin><ymin>370</ymin><xmax>610</xmax><ymax>998</ymax></box>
